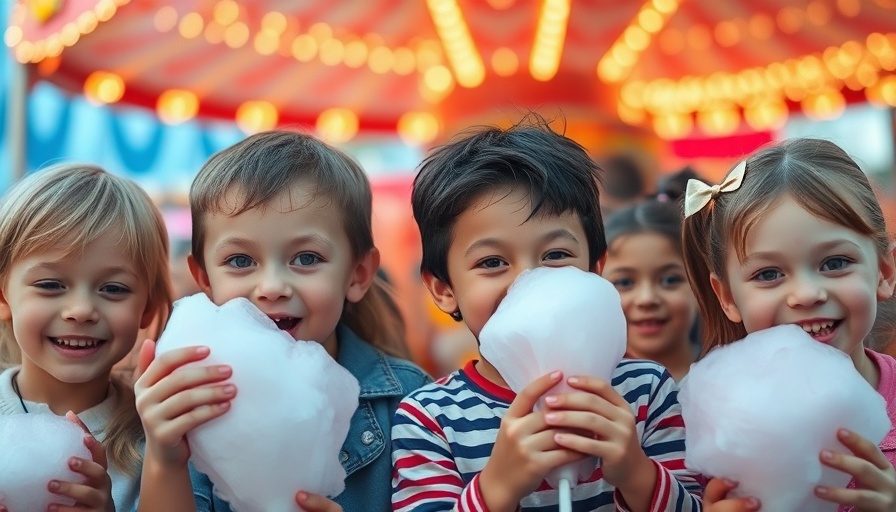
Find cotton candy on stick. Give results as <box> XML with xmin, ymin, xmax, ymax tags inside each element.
<box><xmin>679</xmin><ymin>324</ymin><xmax>890</xmax><ymax>511</ymax></box>
<box><xmin>0</xmin><ymin>413</ymin><xmax>90</xmax><ymax>511</ymax></box>
<box><xmin>479</xmin><ymin>266</ymin><xmax>627</xmax><ymax>511</ymax></box>
<box><xmin>155</xmin><ymin>294</ymin><xmax>360</xmax><ymax>512</ymax></box>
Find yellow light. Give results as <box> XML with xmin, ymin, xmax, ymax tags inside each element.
<box><xmin>416</xmin><ymin>41</ymin><xmax>443</xmax><ymax>72</ymax></box>
<box><xmin>624</xmin><ymin>26</ymin><xmax>650</xmax><ymax>51</ymax></box>
<box><xmin>254</xmin><ymin>30</ymin><xmax>280</xmax><ymax>55</ymax></box>
<box><xmin>652</xmin><ymin>0</ymin><xmax>678</xmax><ymax>15</ymax></box>
<box><xmin>30</xmin><ymin>0</ymin><xmax>62</xmax><ymax>23</ymax></box>
<box><xmin>620</xmin><ymin>81</ymin><xmax>646</xmax><ymax>108</ymax></box>
<box><xmin>806</xmin><ymin>0</ymin><xmax>831</xmax><ymax>26</ymax></box>
<box><xmin>292</xmin><ymin>34</ymin><xmax>317</xmax><ymax>62</ymax></box>
<box><xmin>223</xmin><ymin>22</ymin><xmax>249</xmax><ymax>48</ymax></box>
<box><xmin>368</xmin><ymin>46</ymin><xmax>394</xmax><ymax>74</ymax></box>
<box><xmin>397</xmin><ymin>111</ymin><xmax>440</xmax><ymax>145</ymax></box>
<box><xmin>867</xmin><ymin>33</ymin><xmax>890</xmax><ymax>57</ymax></box>
<box><xmin>45</xmin><ymin>36</ymin><xmax>63</xmax><ymax>56</ymax></box>
<box><xmin>236</xmin><ymin>101</ymin><xmax>278</xmax><ymax>134</ymax></box>
<box><xmin>802</xmin><ymin>88</ymin><xmax>846</xmax><ymax>120</ymax></box>
<box><xmin>653</xmin><ymin>113</ymin><xmax>692</xmax><ymax>139</ymax></box>
<box><xmin>491</xmin><ymin>47</ymin><xmax>518</xmax><ymax>77</ymax></box>
<box><xmin>776</xmin><ymin>7</ymin><xmax>803</xmax><ymax>34</ymax></box>
<box><xmin>393</xmin><ymin>47</ymin><xmax>417</xmax><ymax>75</ymax></box>
<box><xmin>316</xmin><ymin>108</ymin><xmax>359</xmax><ymax>143</ymax></box>
<box><xmin>618</xmin><ymin>103</ymin><xmax>647</xmax><ymax>125</ymax></box>
<box><xmin>638</xmin><ymin>9</ymin><xmax>663</xmax><ymax>33</ymax></box>
<box><xmin>744</xmin><ymin>99</ymin><xmax>788</xmax><ymax>130</ymax></box>
<box><xmin>426</xmin><ymin>0</ymin><xmax>485</xmax><ymax>87</ymax></box>
<box><xmin>878</xmin><ymin>76</ymin><xmax>896</xmax><ymax>106</ymax></box>
<box><xmin>529</xmin><ymin>0</ymin><xmax>570</xmax><ymax>81</ymax></box>
<box><xmin>179</xmin><ymin>13</ymin><xmax>204</xmax><ymax>39</ymax></box>
<box><xmin>261</xmin><ymin>12</ymin><xmax>287</xmax><ymax>34</ymax></box>
<box><xmin>154</xmin><ymin>6</ymin><xmax>178</xmax><ymax>33</ymax></box>
<box><xmin>95</xmin><ymin>0</ymin><xmax>117</xmax><ymax>22</ymax></box>
<box><xmin>856</xmin><ymin>63</ymin><xmax>879</xmax><ymax>88</ymax></box>
<box><xmin>319</xmin><ymin>38</ymin><xmax>345</xmax><ymax>66</ymax></box>
<box><xmin>77</xmin><ymin>12</ymin><xmax>100</xmax><ymax>34</ymax></box>
<box><xmin>424</xmin><ymin>65</ymin><xmax>454</xmax><ymax>93</ymax></box>
<box><xmin>157</xmin><ymin>89</ymin><xmax>199</xmax><ymax>125</ymax></box>
<box><xmin>344</xmin><ymin>39</ymin><xmax>368</xmax><ymax>68</ymax></box>
<box><xmin>837</xmin><ymin>0</ymin><xmax>861</xmax><ymax>17</ymax></box>
<box><xmin>84</xmin><ymin>71</ymin><xmax>125</xmax><ymax>104</ymax></box>
<box><xmin>14</xmin><ymin>41</ymin><xmax>34</xmax><ymax>63</ymax></box>
<box><xmin>597</xmin><ymin>58</ymin><xmax>625</xmax><ymax>83</ymax></box>
<box><xmin>213</xmin><ymin>0</ymin><xmax>239</xmax><ymax>26</ymax></box>
<box><xmin>308</xmin><ymin>23</ymin><xmax>333</xmax><ymax>41</ymax></box>
<box><xmin>60</xmin><ymin>23</ymin><xmax>80</xmax><ymax>46</ymax></box>
<box><xmin>611</xmin><ymin>44</ymin><xmax>637</xmax><ymax>67</ymax></box>
<box><xmin>697</xmin><ymin>104</ymin><xmax>740</xmax><ymax>136</ymax></box>
<box><xmin>4</xmin><ymin>26</ymin><xmax>23</xmax><ymax>48</ymax></box>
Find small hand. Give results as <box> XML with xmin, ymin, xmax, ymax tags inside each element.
<box><xmin>816</xmin><ymin>429</ymin><xmax>896</xmax><ymax>512</ymax></box>
<box><xmin>479</xmin><ymin>371</ymin><xmax>584</xmax><ymax>512</ymax></box>
<box><xmin>46</xmin><ymin>412</ymin><xmax>114</xmax><ymax>511</ymax></box>
<box><xmin>295</xmin><ymin>492</ymin><xmax>343</xmax><ymax>512</ymax></box>
<box><xmin>134</xmin><ymin>340</ymin><xmax>235</xmax><ymax>468</ymax></box>
<box><xmin>544</xmin><ymin>376</ymin><xmax>650</xmax><ymax>488</ymax></box>
<box><xmin>702</xmin><ymin>478</ymin><xmax>761</xmax><ymax>512</ymax></box>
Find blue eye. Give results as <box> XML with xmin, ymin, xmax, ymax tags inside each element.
<box><xmin>821</xmin><ymin>257</ymin><xmax>850</xmax><ymax>272</ymax></box>
<box><xmin>293</xmin><ymin>253</ymin><xmax>321</xmax><ymax>266</ymax></box>
<box><xmin>226</xmin><ymin>255</ymin><xmax>254</xmax><ymax>269</ymax></box>
<box><xmin>612</xmin><ymin>277</ymin><xmax>634</xmax><ymax>291</ymax></box>
<box><xmin>101</xmin><ymin>284</ymin><xmax>131</xmax><ymax>295</ymax></box>
<box><xmin>478</xmin><ymin>258</ymin><xmax>505</xmax><ymax>269</ymax></box>
<box><xmin>754</xmin><ymin>269</ymin><xmax>783</xmax><ymax>282</ymax></box>
<box><xmin>660</xmin><ymin>274</ymin><xmax>685</xmax><ymax>287</ymax></box>
<box><xmin>544</xmin><ymin>251</ymin><xmax>570</xmax><ymax>261</ymax></box>
<box><xmin>34</xmin><ymin>280</ymin><xmax>63</xmax><ymax>291</ymax></box>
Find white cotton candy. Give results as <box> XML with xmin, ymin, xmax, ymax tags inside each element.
<box><xmin>679</xmin><ymin>324</ymin><xmax>891</xmax><ymax>511</ymax></box>
<box><xmin>0</xmin><ymin>413</ymin><xmax>90</xmax><ymax>511</ymax></box>
<box><xmin>156</xmin><ymin>294</ymin><xmax>360</xmax><ymax>512</ymax></box>
<box><xmin>479</xmin><ymin>266</ymin><xmax>627</xmax><ymax>488</ymax></box>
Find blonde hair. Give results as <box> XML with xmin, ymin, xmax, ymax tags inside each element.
<box><xmin>682</xmin><ymin>138</ymin><xmax>894</xmax><ymax>355</ymax></box>
<box><xmin>0</xmin><ymin>163</ymin><xmax>173</xmax><ymax>474</ymax></box>
<box><xmin>190</xmin><ymin>130</ymin><xmax>409</xmax><ymax>358</ymax></box>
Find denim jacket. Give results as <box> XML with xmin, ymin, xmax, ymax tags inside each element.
<box><xmin>190</xmin><ymin>323</ymin><xmax>432</xmax><ymax>512</ymax></box>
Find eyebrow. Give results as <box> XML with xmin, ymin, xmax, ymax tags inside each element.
<box><xmin>215</xmin><ymin>234</ymin><xmax>334</xmax><ymax>252</ymax></box>
<box><xmin>463</xmin><ymin>228</ymin><xmax>580</xmax><ymax>257</ymax></box>
<box><xmin>605</xmin><ymin>263</ymin><xmax>684</xmax><ymax>274</ymax></box>
<box><xmin>743</xmin><ymin>240</ymin><xmax>863</xmax><ymax>264</ymax></box>
<box><xmin>24</xmin><ymin>262</ymin><xmax>139</xmax><ymax>279</ymax></box>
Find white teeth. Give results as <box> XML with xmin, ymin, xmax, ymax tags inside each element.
<box><xmin>800</xmin><ymin>321</ymin><xmax>834</xmax><ymax>334</ymax></box>
<box><xmin>55</xmin><ymin>338</ymin><xmax>100</xmax><ymax>347</ymax></box>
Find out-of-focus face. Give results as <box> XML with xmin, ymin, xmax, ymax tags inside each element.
<box><xmin>190</xmin><ymin>185</ymin><xmax>375</xmax><ymax>357</ymax></box>
<box><xmin>603</xmin><ymin>232</ymin><xmax>697</xmax><ymax>360</ymax></box>
<box><xmin>712</xmin><ymin>194</ymin><xmax>896</xmax><ymax>371</ymax></box>
<box><xmin>424</xmin><ymin>186</ymin><xmax>595</xmax><ymax>340</ymax></box>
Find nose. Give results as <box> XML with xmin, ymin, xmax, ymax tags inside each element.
<box><xmin>786</xmin><ymin>272</ymin><xmax>828</xmax><ymax>308</ymax></box>
<box><xmin>255</xmin><ymin>265</ymin><xmax>293</xmax><ymax>302</ymax></box>
<box><xmin>633</xmin><ymin>282</ymin><xmax>660</xmax><ymax>308</ymax></box>
<box><xmin>62</xmin><ymin>291</ymin><xmax>99</xmax><ymax>324</ymax></box>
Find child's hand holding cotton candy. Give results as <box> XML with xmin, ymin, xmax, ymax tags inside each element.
<box><xmin>679</xmin><ymin>324</ymin><xmax>890</xmax><ymax>511</ymax></box>
<box><xmin>154</xmin><ymin>294</ymin><xmax>360</xmax><ymax>512</ymax></box>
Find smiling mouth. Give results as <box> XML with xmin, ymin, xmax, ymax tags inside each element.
<box><xmin>50</xmin><ymin>337</ymin><xmax>106</xmax><ymax>349</ymax></box>
<box><xmin>272</xmin><ymin>317</ymin><xmax>300</xmax><ymax>331</ymax></box>
<box><xmin>798</xmin><ymin>320</ymin><xmax>841</xmax><ymax>338</ymax></box>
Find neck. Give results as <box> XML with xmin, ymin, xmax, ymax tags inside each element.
<box><xmin>475</xmin><ymin>357</ymin><xmax>509</xmax><ymax>388</ymax></box>
<box><xmin>854</xmin><ymin>346</ymin><xmax>880</xmax><ymax>390</ymax></box>
<box><xmin>16</xmin><ymin>365</ymin><xmax>110</xmax><ymax>415</ymax></box>
<box><xmin>629</xmin><ymin>340</ymin><xmax>695</xmax><ymax>381</ymax></box>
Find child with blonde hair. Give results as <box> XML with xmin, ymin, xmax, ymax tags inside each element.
<box><xmin>0</xmin><ymin>164</ymin><xmax>172</xmax><ymax>511</ymax></box>
<box><xmin>682</xmin><ymin>138</ymin><xmax>896</xmax><ymax>511</ymax></box>
<box><xmin>134</xmin><ymin>130</ymin><xmax>431</xmax><ymax>512</ymax></box>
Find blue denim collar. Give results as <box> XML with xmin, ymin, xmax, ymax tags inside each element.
<box><xmin>335</xmin><ymin>323</ymin><xmax>405</xmax><ymax>399</ymax></box>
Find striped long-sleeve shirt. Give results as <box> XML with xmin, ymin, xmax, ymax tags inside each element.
<box><xmin>391</xmin><ymin>359</ymin><xmax>703</xmax><ymax>512</ymax></box>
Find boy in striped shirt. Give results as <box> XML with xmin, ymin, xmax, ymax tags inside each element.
<box><xmin>392</xmin><ymin>116</ymin><xmax>704</xmax><ymax>512</ymax></box>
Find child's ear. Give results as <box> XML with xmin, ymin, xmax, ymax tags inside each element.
<box><xmin>345</xmin><ymin>248</ymin><xmax>379</xmax><ymax>304</ymax></box>
<box><xmin>877</xmin><ymin>244</ymin><xmax>896</xmax><ymax>301</ymax></box>
<box><xmin>139</xmin><ymin>303</ymin><xmax>156</xmax><ymax>329</ymax></box>
<box><xmin>710</xmin><ymin>272</ymin><xmax>743</xmax><ymax>323</ymax></box>
<box><xmin>422</xmin><ymin>270</ymin><xmax>458</xmax><ymax>317</ymax></box>
<box><xmin>592</xmin><ymin>253</ymin><xmax>608</xmax><ymax>274</ymax></box>
<box><xmin>0</xmin><ymin>288</ymin><xmax>11</xmax><ymax>322</ymax></box>
<box><xmin>187</xmin><ymin>254</ymin><xmax>213</xmax><ymax>297</ymax></box>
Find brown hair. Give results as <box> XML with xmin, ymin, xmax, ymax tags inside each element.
<box><xmin>190</xmin><ymin>130</ymin><xmax>408</xmax><ymax>358</ymax></box>
<box><xmin>0</xmin><ymin>164</ymin><xmax>172</xmax><ymax>474</ymax></box>
<box><xmin>682</xmin><ymin>138</ymin><xmax>894</xmax><ymax>355</ymax></box>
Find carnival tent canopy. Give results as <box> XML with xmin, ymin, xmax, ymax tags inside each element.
<box><xmin>6</xmin><ymin>0</ymin><xmax>896</xmax><ymax>143</ymax></box>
